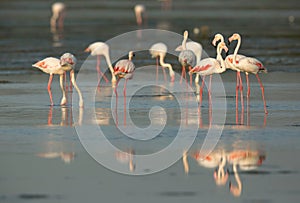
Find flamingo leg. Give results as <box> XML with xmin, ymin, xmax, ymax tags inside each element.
<box><xmin>256</xmin><ymin>74</ymin><xmax>268</xmax><ymax>114</ymax></box>
<box><xmin>161</xmin><ymin>66</ymin><xmax>167</xmax><ymax>83</ymax></box>
<box><xmin>199</xmin><ymin>76</ymin><xmax>205</xmax><ymax>107</ymax></box>
<box><xmin>246</xmin><ymin>73</ymin><xmax>250</xmax><ymax>126</ymax></box>
<box><xmin>47</xmin><ymin>74</ymin><xmax>54</xmax><ymax>106</ymax></box>
<box><xmin>123</xmin><ymin>79</ymin><xmax>128</xmax><ymax>126</ymax></box>
<box><xmin>59</xmin><ymin>74</ymin><xmax>67</xmax><ymax>106</ymax></box>
<box><xmin>235</xmin><ymin>72</ymin><xmax>239</xmax><ymax>124</ymax></box>
<box><xmin>156</xmin><ymin>56</ymin><xmax>159</xmax><ymax>82</ymax></box>
<box><xmin>180</xmin><ymin>66</ymin><xmax>186</xmax><ymax>84</ymax></box>
<box><xmin>96</xmin><ymin>55</ymin><xmax>109</xmax><ymax>85</ymax></box>
<box><xmin>114</xmin><ymin>78</ymin><xmax>121</xmax><ymax>127</ymax></box>
<box><xmin>70</xmin><ymin>70</ymin><xmax>84</xmax><ymax>107</ymax></box>
<box><xmin>238</xmin><ymin>71</ymin><xmax>244</xmax><ymax>114</ymax></box>
<box><xmin>208</xmin><ymin>75</ymin><xmax>212</xmax><ymax>126</ymax></box>
<box><xmin>189</xmin><ymin>66</ymin><xmax>193</xmax><ymax>87</ymax></box>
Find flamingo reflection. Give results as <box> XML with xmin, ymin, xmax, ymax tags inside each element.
<box><xmin>115</xmin><ymin>149</ymin><xmax>135</xmax><ymax>172</ymax></box>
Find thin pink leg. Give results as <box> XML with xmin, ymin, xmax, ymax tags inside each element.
<box><xmin>208</xmin><ymin>75</ymin><xmax>212</xmax><ymax>107</ymax></box>
<box><xmin>156</xmin><ymin>56</ymin><xmax>159</xmax><ymax>82</ymax></box>
<box><xmin>123</xmin><ymin>79</ymin><xmax>128</xmax><ymax>126</ymax></box>
<box><xmin>235</xmin><ymin>72</ymin><xmax>239</xmax><ymax>125</ymax></box>
<box><xmin>238</xmin><ymin>72</ymin><xmax>244</xmax><ymax>119</ymax></box>
<box><xmin>189</xmin><ymin>66</ymin><xmax>193</xmax><ymax>87</ymax></box>
<box><xmin>180</xmin><ymin>66</ymin><xmax>186</xmax><ymax>84</ymax></box>
<box><xmin>114</xmin><ymin>78</ymin><xmax>121</xmax><ymax>127</ymax></box>
<box><xmin>96</xmin><ymin>56</ymin><xmax>109</xmax><ymax>85</ymax></box>
<box><xmin>162</xmin><ymin>66</ymin><xmax>167</xmax><ymax>83</ymax></box>
<box><xmin>199</xmin><ymin>76</ymin><xmax>205</xmax><ymax>107</ymax></box>
<box><xmin>47</xmin><ymin>74</ymin><xmax>54</xmax><ymax>106</ymax></box>
<box><xmin>246</xmin><ymin>73</ymin><xmax>250</xmax><ymax>126</ymax></box>
<box><xmin>256</xmin><ymin>74</ymin><xmax>268</xmax><ymax>114</ymax></box>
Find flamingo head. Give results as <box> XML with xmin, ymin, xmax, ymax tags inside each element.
<box><xmin>212</xmin><ymin>33</ymin><xmax>224</xmax><ymax>46</ymax></box>
<box><xmin>183</xmin><ymin>30</ymin><xmax>188</xmax><ymax>40</ymax></box>
<box><xmin>228</xmin><ymin>33</ymin><xmax>241</xmax><ymax>43</ymax></box>
<box><xmin>218</xmin><ymin>42</ymin><xmax>228</xmax><ymax>53</ymax></box>
<box><xmin>214</xmin><ymin>168</ymin><xmax>229</xmax><ymax>186</ymax></box>
<box><xmin>60</xmin><ymin>53</ymin><xmax>76</xmax><ymax>70</ymax></box>
<box><xmin>128</xmin><ymin>51</ymin><xmax>135</xmax><ymax>60</ymax></box>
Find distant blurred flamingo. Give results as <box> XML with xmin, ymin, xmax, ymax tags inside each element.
<box><xmin>228</xmin><ymin>33</ymin><xmax>268</xmax><ymax>114</ymax></box>
<box><xmin>32</xmin><ymin>53</ymin><xmax>83</xmax><ymax>107</ymax></box>
<box><xmin>150</xmin><ymin>42</ymin><xmax>175</xmax><ymax>82</ymax></box>
<box><xmin>50</xmin><ymin>2</ymin><xmax>66</xmax><ymax>32</ymax></box>
<box><xmin>134</xmin><ymin>4</ymin><xmax>146</xmax><ymax>26</ymax></box>
<box><xmin>114</xmin><ymin>51</ymin><xmax>135</xmax><ymax>125</ymax></box>
<box><xmin>178</xmin><ymin>30</ymin><xmax>196</xmax><ymax>85</ymax></box>
<box><xmin>85</xmin><ymin>42</ymin><xmax>116</xmax><ymax>86</ymax></box>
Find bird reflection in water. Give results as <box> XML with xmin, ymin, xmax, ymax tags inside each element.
<box><xmin>115</xmin><ymin>149</ymin><xmax>135</xmax><ymax>172</ymax></box>
<box><xmin>47</xmin><ymin>106</ymin><xmax>83</xmax><ymax>126</ymax></box>
<box><xmin>182</xmin><ymin>144</ymin><xmax>266</xmax><ymax>197</ymax></box>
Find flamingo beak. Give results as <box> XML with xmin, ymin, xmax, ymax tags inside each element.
<box><xmin>84</xmin><ymin>48</ymin><xmax>90</xmax><ymax>52</ymax></box>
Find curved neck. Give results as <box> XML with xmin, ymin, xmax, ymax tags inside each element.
<box><xmin>216</xmin><ymin>45</ymin><xmax>226</xmax><ymax>73</ymax></box>
<box><xmin>159</xmin><ymin>54</ymin><xmax>174</xmax><ymax>77</ymax></box>
<box><xmin>103</xmin><ymin>51</ymin><xmax>114</xmax><ymax>74</ymax></box>
<box><xmin>233</xmin><ymin>36</ymin><xmax>241</xmax><ymax>65</ymax></box>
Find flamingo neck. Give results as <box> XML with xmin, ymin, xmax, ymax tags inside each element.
<box><xmin>233</xmin><ymin>36</ymin><xmax>241</xmax><ymax>65</ymax></box>
<box><xmin>103</xmin><ymin>51</ymin><xmax>114</xmax><ymax>74</ymax></box>
<box><xmin>216</xmin><ymin>45</ymin><xmax>226</xmax><ymax>73</ymax></box>
<box><xmin>182</xmin><ymin>35</ymin><xmax>187</xmax><ymax>50</ymax></box>
<box><xmin>159</xmin><ymin>54</ymin><xmax>175</xmax><ymax>78</ymax></box>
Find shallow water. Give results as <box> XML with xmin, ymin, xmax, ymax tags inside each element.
<box><xmin>1</xmin><ymin>0</ymin><xmax>300</xmax><ymax>202</ymax></box>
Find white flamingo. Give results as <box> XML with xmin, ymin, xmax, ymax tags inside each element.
<box><xmin>178</xmin><ymin>30</ymin><xmax>196</xmax><ymax>85</ymax></box>
<box><xmin>134</xmin><ymin>4</ymin><xmax>146</xmax><ymax>26</ymax></box>
<box><xmin>149</xmin><ymin>42</ymin><xmax>175</xmax><ymax>82</ymax></box>
<box><xmin>213</xmin><ymin>33</ymin><xmax>246</xmax><ymax>119</ymax></box>
<box><xmin>176</xmin><ymin>41</ymin><xmax>203</xmax><ymax>84</ymax></box>
<box><xmin>85</xmin><ymin>42</ymin><xmax>116</xmax><ymax>86</ymax></box>
<box><xmin>50</xmin><ymin>2</ymin><xmax>66</xmax><ymax>31</ymax></box>
<box><xmin>189</xmin><ymin>42</ymin><xmax>228</xmax><ymax>107</ymax></box>
<box><xmin>228</xmin><ymin>33</ymin><xmax>268</xmax><ymax>114</ymax></box>
<box><xmin>32</xmin><ymin>53</ymin><xmax>83</xmax><ymax>107</ymax></box>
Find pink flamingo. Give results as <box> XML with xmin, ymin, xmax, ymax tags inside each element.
<box><xmin>85</xmin><ymin>42</ymin><xmax>116</xmax><ymax>86</ymax></box>
<box><xmin>189</xmin><ymin>42</ymin><xmax>228</xmax><ymax>107</ymax></box>
<box><xmin>176</xmin><ymin>41</ymin><xmax>203</xmax><ymax>85</ymax></box>
<box><xmin>32</xmin><ymin>53</ymin><xmax>83</xmax><ymax>107</ymax></box>
<box><xmin>178</xmin><ymin>30</ymin><xmax>196</xmax><ymax>85</ymax></box>
<box><xmin>134</xmin><ymin>4</ymin><xmax>147</xmax><ymax>26</ymax></box>
<box><xmin>114</xmin><ymin>51</ymin><xmax>135</xmax><ymax>125</ymax></box>
<box><xmin>228</xmin><ymin>33</ymin><xmax>268</xmax><ymax>114</ymax></box>
<box><xmin>213</xmin><ymin>33</ymin><xmax>246</xmax><ymax>121</ymax></box>
<box><xmin>50</xmin><ymin>2</ymin><xmax>66</xmax><ymax>32</ymax></box>
<box><xmin>149</xmin><ymin>42</ymin><xmax>175</xmax><ymax>82</ymax></box>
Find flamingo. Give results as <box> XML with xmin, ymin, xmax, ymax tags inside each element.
<box><xmin>32</xmin><ymin>53</ymin><xmax>83</xmax><ymax>107</ymax></box>
<box><xmin>213</xmin><ymin>33</ymin><xmax>246</xmax><ymax>121</ymax></box>
<box><xmin>228</xmin><ymin>33</ymin><xmax>268</xmax><ymax>114</ymax></box>
<box><xmin>149</xmin><ymin>42</ymin><xmax>175</xmax><ymax>82</ymax></box>
<box><xmin>50</xmin><ymin>2</ymin><xmax>66</xmax><ymax>32</ymax></box>
<box><xmin>175</xmin><ymin>41</ymin><xmax>202</xmax><ymax>84</ymax></box>
<box><xmin>114</xmin><ymin>51</ymin><xmax>135</xmax><ymax>125</ymax></box>
<box><xmin>134</xmin><ymin>4</ymin><xmax>146</xmax><ymax>26</ymax></box>
<box><xmin>189</xmin><ymin>42</ymin><xmax>228</xmax><ymax>107</ymax></box>
<box><xmin>85</xmin><ymin>42</ymin><xmax>116</xmax><ymax>86</ymax></box>
<box><xmin>178</xmin><ymin>30</ymin><xmax>196</xmax><ymax>85</ymax></box>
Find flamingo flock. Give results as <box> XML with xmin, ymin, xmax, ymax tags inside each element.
<box><xmin>33</xmin><ymin>2</ymin><xmax>268</xmax><ymax>126</ymax></box>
